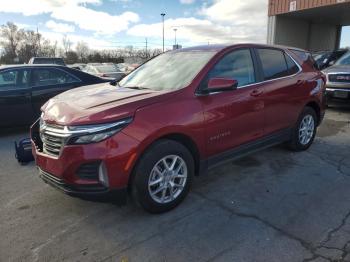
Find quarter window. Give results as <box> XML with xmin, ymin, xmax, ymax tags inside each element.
<box><xmin>285</xmin><ymin>54</ymin><xmax>299</xmax><ymax>75</ymax></box>
<box><xmin>257</xmin><ymin>49</ymin><xmax>289</xmax><ymax>81</ymax></box>
<box><xmin>291</xmin><ymin>49</ymin><xmax>317</xmax><ymax>69</ymax></box>
<box><xmin>206</xmin><ymin>49</ymin><xmax>256</xmax><ymax>88</ymax></box>
<box><xmin>0</xmin><ymin>69</ymin><xmax>29</xmax><ymax>90</ymax></box>
<box><xmin>32</xmin><ymin>68</ymin><xmax>80</xmax><ymax>87</ymax></box>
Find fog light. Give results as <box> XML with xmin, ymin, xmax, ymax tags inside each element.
<box><xmin>98</xmin><ymin>163</ymin><xmax>109</xmax><ymax>187</ymax></box>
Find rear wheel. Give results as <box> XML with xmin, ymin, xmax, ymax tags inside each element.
<box><xmin>288</xmin><ymin>107</ymin><xmax>317</xmax><ymax>151</ymax></box>
<box><xmin>132</xmin><ymin>139</ymin><xmax>194</xmax><ymax>213</ymax></box>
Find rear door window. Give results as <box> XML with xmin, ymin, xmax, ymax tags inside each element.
<box><xmin>0</xmin><ymin>69</ymin><xmax>29</xmax><ymax>90</ymax></box>
<box><xmin>257</xmin><ymin>49</ymin><xmax>289</xmax><ymax>81</ymax></box>
<box><xmin>206</xmin><ymin>49</ymin><xmax>256</xmax><ymax>88</ymax></box>
<box><xmin>32</xmin><ymin>68</ymin><xmax>80</xmax><ymax>87</ymax></box>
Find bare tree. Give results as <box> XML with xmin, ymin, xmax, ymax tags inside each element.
<box><xmin>75</xmin><ymin>41</ymin><xmax>89</xmax><ymax>62</ymax></box>
<box><xmin>0</xmin><ymin>22</ymin><xmax>24</xmax><ymax>62</ymax></box>
<box><xmin>62</xmin><ymin>35</ymin><xmax>72</xmax><ymax>56</ymax></box>
<box><xmin>0</xmin><ymin>22</ymin><xmax>163</xmax><ymax>65</ymax></box>
<box><xmin>18</xmin><ymin>30</ymin><xmax>41</xmax><ymax>62</ymax></box>
<box><xmin>40</xmin><ymin>39</ymin><xmax>56</xmax><ymax>57</ymax></box>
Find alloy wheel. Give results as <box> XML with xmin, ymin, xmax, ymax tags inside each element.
<box><xmin>148</xmin><ymin>155</ymin><xmax>188</xmax><ymax>204</ymax></box>
<box><xmin>298</xmin><ymin>114</ymin><xmax>315</xmax><ymax>145</ymax></box>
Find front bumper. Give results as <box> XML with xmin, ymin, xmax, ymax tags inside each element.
<box><xmin>40</xmin><ymin>168</ymin><xmax>127</xmax><ymax>203</ymax></box>
<box><xmin>326</xmin><ymin>84</ymin><xmax>350</xmax><ymax>99</ymax></box>
<box><xmin>31</xmin><ymin>120</ymin><xmax>140</xmax><ymax>199</ymax></box>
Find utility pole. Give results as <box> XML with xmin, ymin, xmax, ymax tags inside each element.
<box><xmin>161</xmin><ymin>13</ymin><xmax>166</xmax><ymax>52</ymax></box>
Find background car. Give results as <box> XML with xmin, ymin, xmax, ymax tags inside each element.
<box><xmin>312</xmin><ymin>49</ymin><xmax>348</xmax><ymax>70</ymax></box>
<box><xmin>83</xmin><ymin>63</ymin><xmax>125</xmax><ymax>81</ymax></box>
<box><xmin>28</xmin><ymin>57</ymin><xmax>66</xmax><ymax>66</ymax></box>
<box><xmin>0</xmin><ymin>64</ymin><xmax>109</xmax><ymax>127</ymax></box>
<box><xmin>68</xmin><ymin>63</ymin><xmax>87</xmax><ymax>71</ymax></box>
<box><xmin>322</xmin><ymin>51</ymin><xmax>350</xmax><ymax>102</ymax></box>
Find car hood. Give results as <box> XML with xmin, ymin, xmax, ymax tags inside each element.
<box><xmin>41</xmin><ymin>82</ymin><xmax>170</xmax><ymax>126</ymax></box>
<box><xmin>323</xmin><ymin>65</ymin><xmax>350</xmax><ymax>74</ymax></box>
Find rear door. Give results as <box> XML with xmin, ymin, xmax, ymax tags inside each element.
<box><xmin>255</xmin><ymin>48</ymin><xmax>304</xmax><ymax>135</ymax></box>
<box><xmin>0</xmin><ymin>68</ymin><xmax>33</xmax><ymax>126</ymax></box>
<box><xmin>31</xmin><ymin>67</ymin><xmax>81</xmax><ymax>116</ymax></box>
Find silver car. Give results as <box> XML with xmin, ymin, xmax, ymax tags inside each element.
<box><xmin>323</xmin><ymin>52</ymin><xmax>350</xmax><ymax>101</ymax></box>
<box><xmin>84</xmin><ymin>63</ymin><xmax>125</xmax><ymax>81</ymax></box>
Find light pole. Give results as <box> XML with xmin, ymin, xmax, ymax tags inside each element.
<box><xmin>173</xmin><ymin>28</ymin><xmax>177</xmax><ymax>46</ymax></box>
<box><xmin>161</xmin><ymin>13</ymin><xmax>166</xmax><ymax>52</ymax></box>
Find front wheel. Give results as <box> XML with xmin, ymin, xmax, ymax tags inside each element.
<box><xmin>132</xmin><ymin>140</ymin><xmax>194</xmax><ymax>213</ymax></box>
<box><xmin>288</xmin><ymin>107</ymin><xmax>317</xmax><ymax>151</ymax></box>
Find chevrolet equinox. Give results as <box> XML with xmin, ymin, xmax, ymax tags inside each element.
<box><xmin>31</xmin><ymin>44</ymin><xmax>326</xmax><ymax>213</ymax></box>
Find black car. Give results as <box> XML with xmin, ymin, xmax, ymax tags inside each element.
<box><xmin>0</xmin><ymin>64</ymin><xmax>109</xmax><ymax>127</ymax></box>
<box><xmin>313</xmin><ymin>49</ymin><xmax>348</xmax><ymax>70</ymax></box>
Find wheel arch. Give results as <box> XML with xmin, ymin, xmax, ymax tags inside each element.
<box><xmin>304</xmin><ymin>101</ymin><xmax>321</xmax><ymax>125</ymax></box>
<box><xmin>127</xmin><ymin>132</ymin><xmax>202</xmax><ymax>190</ymax></box>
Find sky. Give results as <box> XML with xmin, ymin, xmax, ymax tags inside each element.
<box><xmin>0</xmin><ymin>0</ymin><xmax>269</xmax><ymax>50</ymax></box>
<box><xmin>0</xmin><ymin>0</ymin><xmax>348</xmax><ymax>51</ymax></box>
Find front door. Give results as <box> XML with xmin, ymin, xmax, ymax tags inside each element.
<box><xmin>198</xmin><ymin>48</ymin><xmax>265</xmax><ymax>158</ymax></box>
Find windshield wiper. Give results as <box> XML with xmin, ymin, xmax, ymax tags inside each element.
<box><xmin>110</xmin><ymin>81</ymin><xmax>150</xmax><ymax>90</ymax></box>
<box><xmin>124</xmin><ymin>86</ymin><xmax>151</xmax><ymax>90</ymax></box>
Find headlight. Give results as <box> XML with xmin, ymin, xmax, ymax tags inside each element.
<box><xmin>67</xmin><ymin>117</ymin><xmax>132</xmax><ymax>145</ymax></box>
<box><xmin>39</xmin><ymin>113</ymin><xmax>45</xmax><ymax>130</ymax></box>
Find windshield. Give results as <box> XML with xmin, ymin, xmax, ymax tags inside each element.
<box><xmin>313</xmin><ymin>53</ymin><xmax>328</xmax><ymax>62</ymax></box>
<box><xmin>118</xmin><ymin>51</ymin><xmax>215</xmax><ymax>91</ymax></box>
<box><xmin>335</xmin><ymin>52</ymin><xmax>350</xmax><ymax>65</ymax></box>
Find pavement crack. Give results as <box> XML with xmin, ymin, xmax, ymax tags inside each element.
<box><xmin>320</xmin><ymin>209</ymin><xmax>350</xmax><ymax>246</ymax></box>
<box><xmin>98</xmin><ymin>206</ymin><xmax>202</xmax><ymax>262</ymax></box>
<box><xmin>191</xmin><ymin>190</ymin><xmax>321</xmax><ymax>260</ymax></box>
<box><xmin>305</xmin><ymin>151</ymin><xmax>348</xmax><ymax>177</ymax></box>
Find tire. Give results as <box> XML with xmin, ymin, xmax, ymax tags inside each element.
<box><xmin>131</xmin><ymin>139</ymin><xmax>194</xmax><ymax>213</ymax></box>
<box><xmin>288</xmin><ymin>107</ymin><xmax>317</xmax><ymax>151</ymax></box>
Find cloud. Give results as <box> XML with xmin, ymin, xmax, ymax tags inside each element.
<box><xmin>128</xmin><ymin>0</ymin><xmax>267</xmax><ymax>46</ymax></box>
<box><xmin>45</xmin><ymin>20</ymin><xmax>75</xmax><ymax>33</ymax></box>
<box><xmin>0</xmin><ymin>0</ymin><xmax>139</xmax><ymax>35</ymax></box>
<box><xmin>128</xmin><ymin>17</ymin><xmax>231</xmax><ymax>44</ymax></box>
<box><xmin>180</xmin><ymin>0</ymin><xmax>196</xmax><ymax>4</ymax></box>
<box><xmin>0</xmin><ymin>0</ymin><xmax>101</xmax><ymax>16</ymax></box>
<box><xmin>200</xmin><ymin>0</ymin><xmax>267</xmax><ymax>25</ymax></box>
<box><xmin>39</xmin><ymin>31</ymin><xmax>115</xmax><ymax>50</ymax></box>
<box><xmin>51</xmin><ymin>5</ymin><xmax>139</xmax><ymax>34</ymax></box>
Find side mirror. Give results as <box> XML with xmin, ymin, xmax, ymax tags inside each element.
<box><xmin>206</xmin><ymin>78</ymin><xmax>238</xmax><ymax>93</ymax></box>
<box><xmin>328</xmin><ymin>60</ymin><xmax>335</xmax><ymax>66</ymax></box>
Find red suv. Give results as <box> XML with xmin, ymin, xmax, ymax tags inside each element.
<box><xmin>31</xmin><ymin>44</ymin><xmax>325</xmax><ymax>213</ymax></box>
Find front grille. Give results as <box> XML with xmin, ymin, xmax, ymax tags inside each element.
<box><xmin>328</xmin><ymin>74</ymin><xmax>350</xmax><ymax>84</ymax></box>
<box><xmin>42</xmin><ymin>131</ymin><xmax>64</xmax><ymax>157</ymax></box>
<box><xmin>76</xmin><ymin>162</ymin><xmax>101</xmax><ymax>180</ymax></box>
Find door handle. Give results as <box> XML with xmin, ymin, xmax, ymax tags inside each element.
<box><xmin>250</xmin><ymin>89</ymin><xmax>263</xmax><ymax>97</ymax></box>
